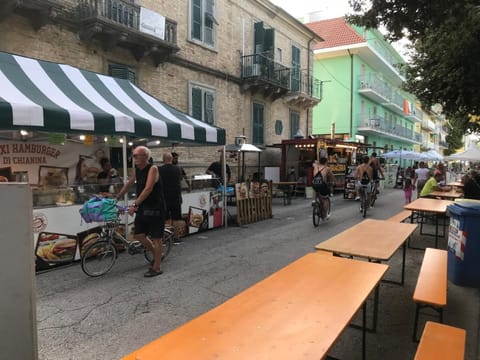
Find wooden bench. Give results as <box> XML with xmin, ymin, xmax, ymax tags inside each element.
<box><xmin>387</xmin><ymin>210</ymin><xmax>412</xmax><ymax>223</ymax></box>
<box><xmin>412</xmin><ymin>248</ymin><xmax>448</xmax><ymax>341</ymax></box>
<box><xmin>414</xmin><ymin>321</ymin><xmax>466</xmax><ymax>360</ymax></box>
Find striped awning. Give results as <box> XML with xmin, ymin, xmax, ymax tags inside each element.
<box><xmin>0</xmin><ymin>51</ymin><xmax>226</xmax><ymax>145</ymax></box>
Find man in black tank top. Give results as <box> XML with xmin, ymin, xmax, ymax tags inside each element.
<box><xmin>117</xmin><ymin>146</ymin><xmax>165</xmax><ymax>277</ymax></box>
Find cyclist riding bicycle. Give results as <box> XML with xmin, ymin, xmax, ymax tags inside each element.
<box><xmin>312</xmin><ymin>157</ymin><xmax>334</xmax><ymax>220</ymax></box>
<box><xmin>369</xmin><ymin>152</ymin><xmax>384</xmax><ymax>195</ymax></box>
<box><xmin>355</xmin><ymin>155</ymin><xmax>373</xmax><ymax>212</ymax></box>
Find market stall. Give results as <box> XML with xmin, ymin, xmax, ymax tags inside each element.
<box><xmin>280</xmin><ymin>138</ymin><xmax>369</xmax><ymax>196</ymax></box>
<box><xmin>0</xmin><ymin>51</ymin><xmax>226</xmax><ymax>271</ymax></box>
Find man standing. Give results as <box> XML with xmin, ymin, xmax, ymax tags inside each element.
<box><xmin>172</xmin><ymin>152</ymin><xmax>190</xmax><ymax>191</ymax></box>
<box><xmin>117</xmin><ymin>146</ymin><xmax>165</xmax><ymax>277</ymax></box>
<box><xmin>413</xmin><ymin>161</ymin><xmax>430</xmax><ymax>198</ymax></box>
<box><xmin>159</xmin><ymin>152</ymin><xmax>183</xmax><ymax>244</ymax></box>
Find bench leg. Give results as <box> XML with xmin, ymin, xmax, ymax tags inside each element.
<box><xmin>413</xmin><ymin>304</ymin><xmax>444</xmax><ymax>342</ymax></box>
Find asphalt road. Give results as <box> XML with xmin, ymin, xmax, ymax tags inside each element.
<box><xmin>36</xmin><ymin>188</ymin><xmax>480</xmax><ymax>360</ymax></box>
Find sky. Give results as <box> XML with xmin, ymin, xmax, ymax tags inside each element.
<box><xmin>270</xmin><ymin>0</ymin><xmax>353</xmax><ymax>20</ymax></box>
<box><xmin>270</xmin><ymin>0</ymin><xmax>410</xmax><ymax>60</ymax></box>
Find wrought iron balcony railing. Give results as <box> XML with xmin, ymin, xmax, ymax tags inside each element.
<box><xmin>77</xmin><ymin>0</ymin><xmax>177</xmax><ymax>46</ymax></box>
<box><xmin>241</xmin><ymin>54</ymin><xmax>290</xmax><ymax>89</ymax></box>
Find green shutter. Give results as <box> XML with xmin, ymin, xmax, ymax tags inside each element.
<box><xmin>290</xmin><ymin>111</ymin><xmax>300</xmax><ymax>138</ymax></box>
<box><xmin>191</xmin><ymin>0</ymin><xmax>202</xmax><ymax>40</ymax></box>
<box><xmin>252</xmin><ymin>103</ymin><xmax>264</xmax><ymax>145</ymax></box>
<box><xmin>191</xmin><ymin>87</ymin><xmax>202</xmax><ymax>120</ymax></box>
<box><xmin>254</xmin><ymin>22</ymin><xmax>264</xmax><ymax>55</ymax></box>
<box><xmin>291</xmin><ymin>46</ymin><xmax>301</xmax><ymax>91</ymax></box>
<box><xmin>204</xmin><ymin>91</ymin><xmax>214</xmax><ymax>124</ymax></box>
<box><xmin>264</xmin><ymin>28</ymin><xmax>275</xmax><ymax>58</ymax></box>
<box><xmin>108</xmin><ymin>64</ymin><xmax>136</xmax><ymax>84</ymax></box>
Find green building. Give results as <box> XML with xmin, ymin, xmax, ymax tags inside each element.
<box><xmin>306</xmin><ymin>17</ymin><xmax>423</xmax><ymax>153</ymax></box>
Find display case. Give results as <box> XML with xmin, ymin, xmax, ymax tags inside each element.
<box><xmin>344</xmin><ymin>166</ymin><xmax>357</xmax><ymax>199</ymax></box>
<box><xmin>329</xmin><ymin>164</ymin><xmax>346</xmax><ymax>191</ymax></box>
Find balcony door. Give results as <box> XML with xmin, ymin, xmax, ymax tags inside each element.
<box><xmin>291</xmin><ymin>45</ymin><xmax>300</xmax><ymax>92</ymax></box>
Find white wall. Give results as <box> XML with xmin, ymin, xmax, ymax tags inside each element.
<box><xmin>0</xmin><ymin>183</ymin><xmax>37</xmax><ymax>360</ymax></box>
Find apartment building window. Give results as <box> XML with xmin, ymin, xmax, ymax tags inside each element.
<box><xmin>190</xmin><ymin>84</ymin><xmax>215</xmax><ymax>124</ymax></box>
<box><xmin>290</xmin><ymin>111</ymin><xmax>300</xmax><ymax>138</ymax></box>
<box><xmin>276</xmin><ymin>48</ymin><xmax>282</xmax><ymax>63</ymax></box>
<box><xmin>291</xmin><ymin>45</ymin><xmax>301</xmax><ymax>91</ymax></box>
<box><xmin>108</xmin><ymin>63</ymin><xmax>136</xmax><ymax>83</ymax></box>
<box><xmin>252</xmin><ymin>102</ymin><xmax>264</xmax><ymax>145</ymax></box>
<box><xmin>190</xmin><ymin>0</ymin><xmax>217</xmax><ymax>48</ymax></box>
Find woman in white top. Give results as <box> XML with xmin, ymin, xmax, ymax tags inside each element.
<box><xmin>413</xmin><ymin>161</ymin><xmax>430</xmax><ymax>198</ymax></box>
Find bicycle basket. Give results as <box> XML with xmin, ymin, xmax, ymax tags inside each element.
<box><xmin>79</xmin><ymin>195</ymin><xmax>118</xmax><ymax>223</ymax></box>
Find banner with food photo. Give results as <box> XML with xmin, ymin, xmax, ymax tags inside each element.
<box><xmin>0</xmin><ymin>140</ymin><xmax>109</xmax><ymax>185</ymax></box>
<box><xmin>188</xmin><ymin>206</ymin><xmax>208</xmax><ymax>232</ymax></box>
<box><xmin>35</xmin><ymin>232</ymin><xmax>78</xmax><ymax>271</ymax></box>
<box><xmin>77</xmin><ymin>227</ymin><xmax>103</xmax><ymax>257</ymax></box>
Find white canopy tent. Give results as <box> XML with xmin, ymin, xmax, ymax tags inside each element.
<box><xmin>445</xmin><ymin>143</ymin><xmax>480</xmax><ymax>162</ymax></box>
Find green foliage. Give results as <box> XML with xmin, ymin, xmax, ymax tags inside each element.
<box><xmin>444</xmin><ymin>116</ymin><xmax>465</xmax><ymax>156</ymax></box>
<box><xmin>348</xmin><ymin>0</ymin><xmax>480</xmax><ymax>134</ymax></box>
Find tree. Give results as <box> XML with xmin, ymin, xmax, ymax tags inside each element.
<box><xmin>348</xmin><ymin>0</ymin><xmax>480</xmax><ymax>133</ymax></box>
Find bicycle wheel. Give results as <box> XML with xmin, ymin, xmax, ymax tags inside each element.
<box><xmin>143</xmin><ymin>228</ymin><xmax>173</xmax><ymax>263</ymax></box>
<box><xmin>370</xmin><ymin>185</ymin><xmax>377</xmax><ymax>207</ymax></box>
<box><xmin>361</xmin><ymin>191</ymin><xmax>367</xmax><ymax>218</ymax></box>
<box><xmin>81</xmin><ymin>240</ymin><xmax>117</xmax><ymax>277</ymax></box>
<box><xmin>312</xmin><ymin>202</ymin><xmax>321</xmax><ymax>227</ymax></box>
<box><xmin>322</xmin><ymin>197</ymin><xmax>331</xmax><ymax>220</ymax></box>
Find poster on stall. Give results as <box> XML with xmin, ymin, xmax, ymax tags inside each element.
<box><xmin>0</xmin><ymin>140</ymin><xmax>111</xmax><ymax>185</ymax></box>
<box><xmin>448</xmin><ymin>217</ymin><xmax>467</xmax><ymax>260</ymax></box>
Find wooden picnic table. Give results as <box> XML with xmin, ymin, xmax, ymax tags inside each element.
<box><xmin>428</xmin><ymin>190</ymin><xmax>463</xmax><ymax>200</ymax></box>
<box><xmin>404</xmin><ymin>198</ymin><xmax>454</xmax><ymax>249</ymax></box>
<box><xmin>272</xmin><ymin>181</ymin><xmax>299</xmax><ymax>205</ymax></box>
<box><xmin>122</xmin><ymin>253</ymin><xmax>388</xmax><ymax>360</ymax></box>
<box><xmin>448</xmin><ymin>181</ymin><xmax>464</xmax><ymax>187</ymax></box>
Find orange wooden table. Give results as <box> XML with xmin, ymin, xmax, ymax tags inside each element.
<box><xmin>122</xmin><ymin>253</ymin><xmax>388</xmax><ymax>360</ymax></box>
<box><xmin>404</xmin><ymin>198</ymin><xmax>454</xmax><ymax>248</ymax></box>
<box><xmin>428</xmin><ymin>190</ymin><xmax>463</xmax><ymax>200</ymax></box>
<box><xmin>315</xmin><ymin>219</ymin><xmax>416</xmax><ymax>285</ymax></box>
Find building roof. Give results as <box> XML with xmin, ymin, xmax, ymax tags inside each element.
<box><xmin>306</xmin><ymin>17</ymin><xmax>366</xmax><ymax>50</ymax></box>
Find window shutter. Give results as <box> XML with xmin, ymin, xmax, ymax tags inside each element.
<box><xmin>252</xmin><ymin>103</ymin><xmax>264</xmax><ymax>145</ymax></box>
<box><xmin>254</xmin><ymin>22</ymin><xmax>264</xmax><ymax>55</ymax></box>
<box><xmin>108</xmin><ymin>64</ymin><xmax>136</xmax><ymax>84</ymax></box>
<box><xmin>291</xmin><ymin>46</ymin><xmax>301</xmax><ymax>92</ymax></box>
<box><xmin>191</xmin><ymin>0</ymin><xmax>202</xmax><ymax>40</ymax></box>
<box><xmin>191</xmin><ymin>87</ymin><xmax>202</xmax><ymax>120</ymax></box>
<box><xmin>264</xmin><ymin>28</ymin><xmax>275</xmax><ymax>58</ymax></box>
<box><xmin>204</xmin><ymin>92</ymin><xmax>214</xmax><ymax>124</ymax></box>
<box><xmin>290</xmin><ymin>111</ymin><xmax>300</xmax><ymax>139</ymax></box>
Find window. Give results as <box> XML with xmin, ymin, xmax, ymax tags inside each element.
<box><xmin>276</xmin><ymin>48</ymin><xmax>282</xmax><ymax>63</ymax></box>
<box><xmin>291</xmin><ymin>45</ymin><xmax>300</xmax><ymax>91</ymax></box>
<box><xmin>290</xmin><ymin>111</ymin><xmax>300</xmax><ymax>138</ymax></box>
<box><xmin>108</xmin><ymin>63</ymin><xmax>136</xmax><ymax>84</ymax></box>
<box><xmin>190</xmin><ymin>84</ymin><xmax>215</xmax><ymax>124</ymax></box>
<box><xmin>252</xmin><ymin>102</ymin><xmax>264</xmax><ymax>145</ymax></box>
<box><xmin>190</xmin><ymin>0</ymin><xmax>217</xmax><ymax>47</ymax></box>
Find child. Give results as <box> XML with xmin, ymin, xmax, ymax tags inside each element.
<box><xmin>403</xmin><ymin>178</ymin><xmax>414</xmax><ymax>204</ymax></box>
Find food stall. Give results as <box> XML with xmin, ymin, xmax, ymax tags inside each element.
<box><xmin>280</xmin><ymin>138</ymin><xmax>370</xmax><ymax>194</ymax></box>
<box><xmin>0</xmin><ymin>51</ymin><xmax>226</xmax><ymax>271</ymax></box>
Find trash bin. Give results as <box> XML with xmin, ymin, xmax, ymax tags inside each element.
<box><xmin>447</xmin><ymin>201</ymin><xmax>480</xmax><ymax>287</ymax></box>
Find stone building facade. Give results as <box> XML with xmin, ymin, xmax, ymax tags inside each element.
<box><xmin>0</xmin><ymin>0</ymin><xmax>322</xmax><ymax>181</ymax></box>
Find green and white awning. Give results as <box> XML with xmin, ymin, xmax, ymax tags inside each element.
<box><xmin>0</xmin><ymin>51</ymin><xmax>225</xmax><ymax>145</ymax></box>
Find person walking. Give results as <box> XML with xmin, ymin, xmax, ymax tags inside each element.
<box><xmin>117</xmin><ymin>146</ymin><xmax>166</xmax><ymax>277</ymax></box>
<box><xmin>159</xmin><ymin>152</ymin><xmax>183</xmax><ymax>244</ymax></box>
<box><xmin>403</xmin><ymin>178</ymin><xmax>414</xmax><ymax>204</ymax></box>
<box><xmin>413</xmin><ymin>161</ymin><xmax>430</xmax><ymax>198</ymax></box>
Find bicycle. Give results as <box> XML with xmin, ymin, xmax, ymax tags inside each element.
<box><xmin>358</xmin><ymin>182</ymin><xmax>375</xmax><ymax>218</ymax></box>
<box><xmin>80</xmin><ymin>213</ymin><xmax>174</xmax><ymax>277</ymax></box>
<box><xmin>312</xmin><ymin>192</ymin><xmax>331</xmax><ymax>227</ymax></box>
<box><xmin>370</xmin><ymin>177</ymin><xmax>384</xmax><ymax>207</ymax></box>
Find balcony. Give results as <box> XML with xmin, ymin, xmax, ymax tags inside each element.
<box><xmin>421</xmin><ymin>118</ymin><xmax>436</xmax><ymax>131</ymax></box>
<box><xmin>77</xmin><ymin>0</ymin><xmax>179</xmax><ymax>65</ymax></box>
<box><xmin>284</xmin><ymin>70</ymin><xmax>322</xmax><ymax>107</ymax></box>
<box><xmin>241</xmin><ymin>54</ymin><xmax>291</xmax><ymax>101</ymax></box>
<box><xmin>357</xmin><ymin>114</ymin><xmax>421</xmax><ymax>144</ymax></box>
<box><xmin>381</xmin><ymin>90</ymin><xmax>405</xmax><ymax>116</ymax></box>
<box><xmin>0</xmin><ymin>0</ymin><xmax>65</xmax><ymax>30</ymax></box>
<box><xmin>407</xmin><ymin>108</ymin><xmax>424</xmax><ymax>123</ymax></box>
<box><xmin>358</xmin><ymin>74</ymin><xmax>390</xmax><ymax>104</ymax></box>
